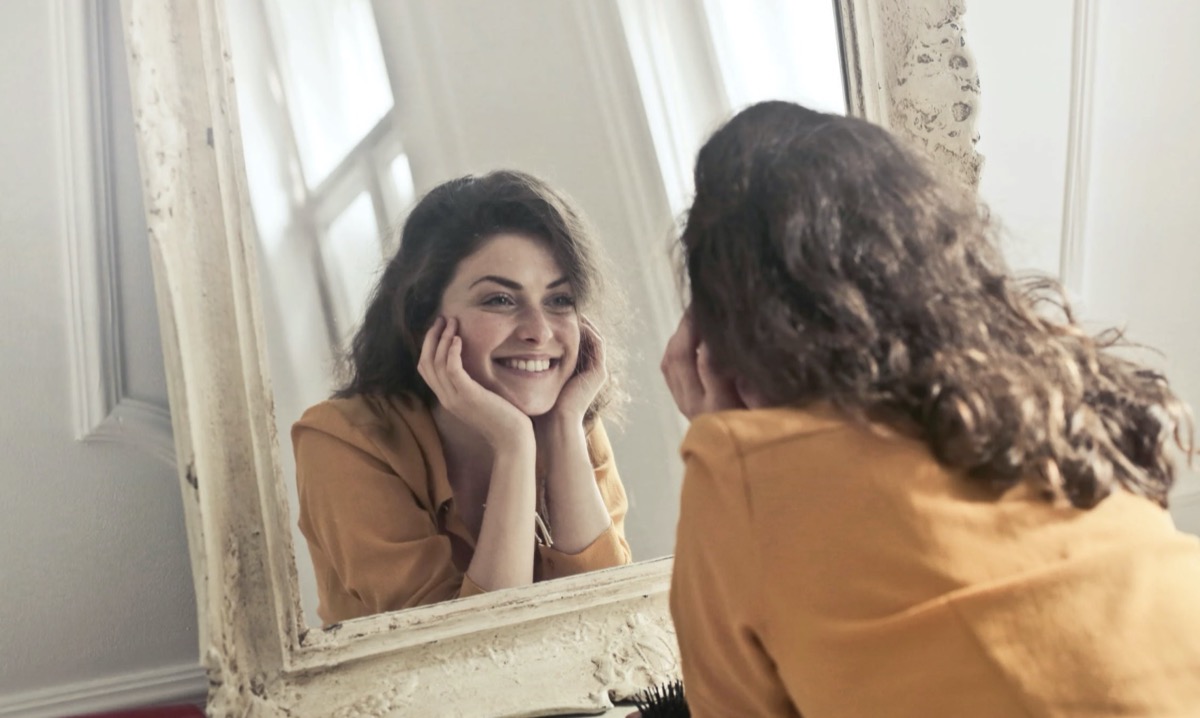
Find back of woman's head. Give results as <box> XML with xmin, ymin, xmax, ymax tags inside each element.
<box><xmin>337</xmin><ymin>169</ymin><xmax>622</xmax><ymax>420</ymax></box>
<box><xmin>683</xmin><ymin>100</ymin><xmax>1192</xmax><ymax>508</ymax></box>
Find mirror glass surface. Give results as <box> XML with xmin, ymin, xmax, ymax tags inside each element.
<box><xmin>223</xmin><ymin>0</ymin><xmax>848</xmax><ymax>627</ymax></box>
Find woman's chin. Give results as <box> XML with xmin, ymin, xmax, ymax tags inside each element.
<box><xmin>513</xmin><ymin>399</ymin><xmax>558</xmax><ymax>418</ymax></box>
<box><xmin>499</xmin><ymin>391</ymin><xmax>560</xmax><ymax>418</ymax></box>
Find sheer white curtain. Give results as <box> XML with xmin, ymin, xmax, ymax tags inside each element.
<box><xmin>618</xmin><ymin>0</ymin><xmax>847</xmax><ymax>219</ymax></box>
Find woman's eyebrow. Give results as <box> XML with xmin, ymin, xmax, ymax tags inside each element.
<box><xmin>469</xmin><ymin>275</ymin><xmax>521</xmax><ymax>290</ymax></box>
<box><xmin>469</xmin><ymin>275</ymin><xmax>571</xmax><ymax>290</ymax></box>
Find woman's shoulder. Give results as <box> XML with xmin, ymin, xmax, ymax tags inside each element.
<box><xmin>682</xmin><ymin>404</ymin><xmax>852</xmax><ymax>460</ymax></box>
<box><xmin>294</xmin><ymin>393</ymin><xmax>430</xmax><ymax>442</ymax></box>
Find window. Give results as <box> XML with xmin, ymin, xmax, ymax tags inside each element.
<box><xmin>226</xmin><ymin>0</ymin><xmax>415</xmax><ymax>348</ymax></box>
<box><xmin>618</xmin><ymin>0</ymin><xmax>847</xmax><ymax>218</ymax></box>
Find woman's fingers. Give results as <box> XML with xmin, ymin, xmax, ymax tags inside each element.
<box><xmin>417</xmin><ymin>317</ymin><xmax>445</xmax><ymax>387</ymax></box>
<box><xmin>661</xmin><ymin>313</ymin><xmax>704</xmax><ymax>417</ymax></box>
<box><xmin>579</xmin><ymin>315</ymin><xmax>607</xmax><ymax>378</ymax></box>
<box><xmin>444</xmin><ymin>335</ymin><xmax>473</xmax><ymax>394</ymax></box>
<box><xmin>661</xmin><ymin>311</ymin><xmax>747</xmax><ymax>418</ymax></box>
<box><xmin>434</xmin><ymin>317</ymin><xmax>456</xmax><ymax>371</ymax></box>
<box><xmin>419</xmin><ymin>316</ymin><xmax>467</xmax><ymax>408</ymax></box>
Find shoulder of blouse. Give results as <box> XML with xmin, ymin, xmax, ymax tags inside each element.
<box><xmin>292</xmin><ymin>393</ymin><xmax>444</xmax><ymax>504</ymax></box>
<box><xmin>681</xmin><ymin>405</ymin><xmax>851</xmax><ymax>462</ymax></box>
<box><xmin>293</xmin><ymin>393</ymin><xmax>433</xmax><ymax>440</ymax></box>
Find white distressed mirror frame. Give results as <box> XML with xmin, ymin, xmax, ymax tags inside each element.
<box><xmin>119</xmin><ymin>0</ymin><xmax>981</xmax><ymax>715</ymax></box>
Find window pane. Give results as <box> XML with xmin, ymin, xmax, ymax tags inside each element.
<box><xmin>321</xmin><ymin>192</ymin><xmax>384</xmax><ymax>338</ymax></box>
<box><xmin>389</xmin><ymin>153</ymin><xmax>416</xmax><ymax>212</ymax></box>
<box><xmin>266</xmin><ymin>0</ymin><xmax>394</xmax><ymax>186</ymax></box>
<box><xmin>704</xmin><ymin>0</ymin><xmax>847</xmax><ymax>114</ymax></box>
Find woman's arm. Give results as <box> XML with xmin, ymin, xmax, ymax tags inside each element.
<box><xmin>463</xmin><ymin>428</ymin><xmax>538</xmax><ymax>589</ymax></box>
<box><xmin>419</xmin><ymin>316</ymin><xmax>540</xmax><ymax>592</ymax></box>
<box><xmin>537</xmin><ymin>415</ymin><xmax>617</xmax><ymax>553</ymax></box>
<box><xmin>536</xmin><ymin>318</ymin><xmax>629</xmax><ymax>557</ymax></box>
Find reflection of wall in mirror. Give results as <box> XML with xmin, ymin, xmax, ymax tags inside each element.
<box><xmin>225</xmin><ymin>0</ymin><xmax>846</xmax><ymax>626</ymax></box>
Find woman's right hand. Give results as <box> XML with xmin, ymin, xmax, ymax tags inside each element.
<box><xmin>418</xmin><ymin>316</ymin><xmax>532</xmax><ymax>447</ymax></box>
<box><xmin>661</xmin><ymin>309</ymin><xmax>748</xmax><ymax>420</ymax></box>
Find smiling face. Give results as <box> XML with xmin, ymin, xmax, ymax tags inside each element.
<box><xmin>437</xmin><ymin>233</ymin><xmax>581</xmax><ymax>417</ymax></box>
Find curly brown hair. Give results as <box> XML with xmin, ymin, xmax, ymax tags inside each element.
<box><xmin>336</xmin><ymin>169</ymin><xmax>625</xmax><ymax>424</ymax></box>
<box><xmin>681</xmin><ymin>101</ymin><xmax>1192</xmax><ymax>508</ymax></box>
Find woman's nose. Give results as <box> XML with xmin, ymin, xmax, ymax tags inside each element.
<box><xmin>516</xmin><ymin>307</ymin><xmax>554</xmax><ymax>344</ymax></box>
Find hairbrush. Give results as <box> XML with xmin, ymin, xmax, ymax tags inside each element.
<box><xmin>632</xmin><ymin>679</ymin><xmax>689</xmax><ymax>717</ymax></box>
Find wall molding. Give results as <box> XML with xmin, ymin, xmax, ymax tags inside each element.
<box><xmin>56</xmin><ymin>0</ymin><xmax>174</xmax><ymax>468</ymax></box>
<box><xmin>0</xmin><ymin>662</ymin><xmax>206</xmax><ymax>718</ymax></box>
<box><xmin>1058</xmin><ymin>0</ymin><xmax>1097</xmax><ymax>299</ymax></box>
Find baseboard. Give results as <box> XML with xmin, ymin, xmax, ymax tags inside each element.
<box><xmin>0</xmin><ymin>663</ymin><xmax>207</xmax><ymax>718</ymax></box>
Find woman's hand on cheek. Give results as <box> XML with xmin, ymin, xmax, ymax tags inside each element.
<box><xmin>418</xmin><ymin>316</ymin><xmax>532</xmax><ymax>447</ymax></box>
<box><xmin>544</xmin><ymin>316</ymin><xmax>608</xmax><ymax>425</ymax></box>
<box><xmin>661</xmin><ymin>310</ymin><xmax>744</xmax><ymax>420</ymax></box>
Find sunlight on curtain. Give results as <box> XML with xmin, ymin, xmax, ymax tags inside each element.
<box><xmin>703</xmin><ymin>0</ymin><xmax>847</xmax><ymax>115</ymax></box>
<box><xmin>265</xmin><ymin>0</ymin><xmax>394</xmax><ymax>186</ymax></box>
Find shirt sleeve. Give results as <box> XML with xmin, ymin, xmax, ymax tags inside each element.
<box><xmin>538</xmin><ymin>419</ymin><xmax>633</xmax><ymax>578</ymax></box>
<box><xmin>670</xmin><ymin>415</ymin><xmax>801</xmax><ymax>717</ymax></box>
<box><xmin>294</xmin><ymin>406</ymin><xmax>483</xmax><ymax>624</ymax></box>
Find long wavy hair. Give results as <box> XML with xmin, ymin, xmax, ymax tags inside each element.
<box><xmin>681</xmin><ymin>101</ymin><xmax>1192</xmax><ymax>508</ymax></box>
<box><xmin>336</xmin><ymin>169</ymin><xmax>625</xmax><ymax>424</ymax></box>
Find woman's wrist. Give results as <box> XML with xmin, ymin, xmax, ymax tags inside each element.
<box><xmin>484</xmin><ymin>416</ymin><xmax>536</xmax><ymax>452</ymax></box>
<box><xmin>537</xmin><ymin>407</ymin><xmax>586</xmax><ymax>435</ymax></box>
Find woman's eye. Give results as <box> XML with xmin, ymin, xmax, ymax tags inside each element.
<box><xmin>483</xmin><ymin>294</ymin><xmax>516</xmax><ymax>307</ymax></box>
<box><xmin>548</xmin><ymin>294</ymin><xmax>576</xmax><ymax>309</ymax></box>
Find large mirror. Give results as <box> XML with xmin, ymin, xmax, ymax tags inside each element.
<box><xmin>222</xmin><ymin>0</ymin><xmax>848</xmax><ymax>628</ymax></box>
<box><xmin>119</xmin><ymin>0</ymin><xmax>980</xmax><ymax>714</ymax></box>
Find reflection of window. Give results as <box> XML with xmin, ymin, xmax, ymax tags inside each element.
<box><xmin>227</xmin><ymin>0</ymin><xmax>415</xmax><ymax>349</ymax></box>
<box><xmin>322</xmin><ymin>192</ymin><xmax>383</xmax><ymax>333</ymax></box>
<box><xmin>618</xmin><ymin>0</ymin><xmax>846</xmax><ymax>218</ymax></box>
<box><xmin>264</xmin><ymin>0</ymin><xmax>394</xmax><ymax>186</ymax></box>
<box><xmin>701</xmin><ymin>0</ymin><xmax>847</xmax><ymax>116</ymax></box>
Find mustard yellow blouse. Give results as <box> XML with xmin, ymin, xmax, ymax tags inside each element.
<box><xmin>671</xmin><ymin>406</ymin><xmax>1200</xmax><ymax>717</ymax></box>
<box><xmin>293</xmin><ymin>393</ymin><xmax>631</xmax><ymax>625</ymax></box>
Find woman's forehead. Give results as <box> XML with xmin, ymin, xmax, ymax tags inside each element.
<box><xmin>451</xmin><ymin>233</ymin><xmax>568</xmax><ymax>290</ymax></box>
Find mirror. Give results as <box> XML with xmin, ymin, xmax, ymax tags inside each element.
<box><xmin>222</xmin><ymin>0</ymin><xmax>850</xmax><ymax>627</ymax></box>
<box><xmin>119</xmin><ymin>0</ymin><xmax>981</xmax><ymax>713</ymax></box>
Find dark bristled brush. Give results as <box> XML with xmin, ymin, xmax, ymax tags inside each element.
<box><xmin>632</xmin><ymin>679</ymin><xmax>690</xmax><ymax>717</ymax></box>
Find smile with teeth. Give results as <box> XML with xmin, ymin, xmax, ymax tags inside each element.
<box><xmin>498</xmin><ymin>358</ymin><xmax>556</xmax><ymax>373</ymax></box>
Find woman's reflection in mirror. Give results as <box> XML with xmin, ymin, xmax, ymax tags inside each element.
<box><xmin>661</xmin><ymin>101</ymin><xmax>1200</xmax><ymax>715</ymax></box>
<box><xmin>293</xmin><ymin>170</ymin><xmax>632</xmax><ymax>626</ymax></box>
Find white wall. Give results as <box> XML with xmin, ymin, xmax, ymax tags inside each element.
<box><xmin>972</xmin><ymin>0</ymin><xmax>1074</xmax><ymax>278</ymax></box>
<box><xmin>0</xmin><ymin>1</ymin><xmax>203</xmax><ymax>716</ymax></box>
<box><xmin>1081</xmin><ymin>0</ymin><xmax>1200</xmax><ymax>528</ymax></box>
<box><xmin>971</xmin><ymin>0</ymin><xmax>1200</xmax><ymax>533</ymax></box>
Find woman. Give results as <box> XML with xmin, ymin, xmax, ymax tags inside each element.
<box><xmin>294</xmin><ymin>170</ymin><xmax>632</xmax><ymax>626</ymax></box>
<box><xmin>661</xmin><ymin>102</ymin><xmax>1200</xmax><ymax>716</ymax></box>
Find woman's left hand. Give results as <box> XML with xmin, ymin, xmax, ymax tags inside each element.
<box><xmin>661</xmin><ymin>309</ymin><xmax>745</xmax><ymax>420</ymax></box>
<box><xmin>545</xmin><ymin>316</ymin><xmax>608</xmax><ymax>424</ymax></box>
